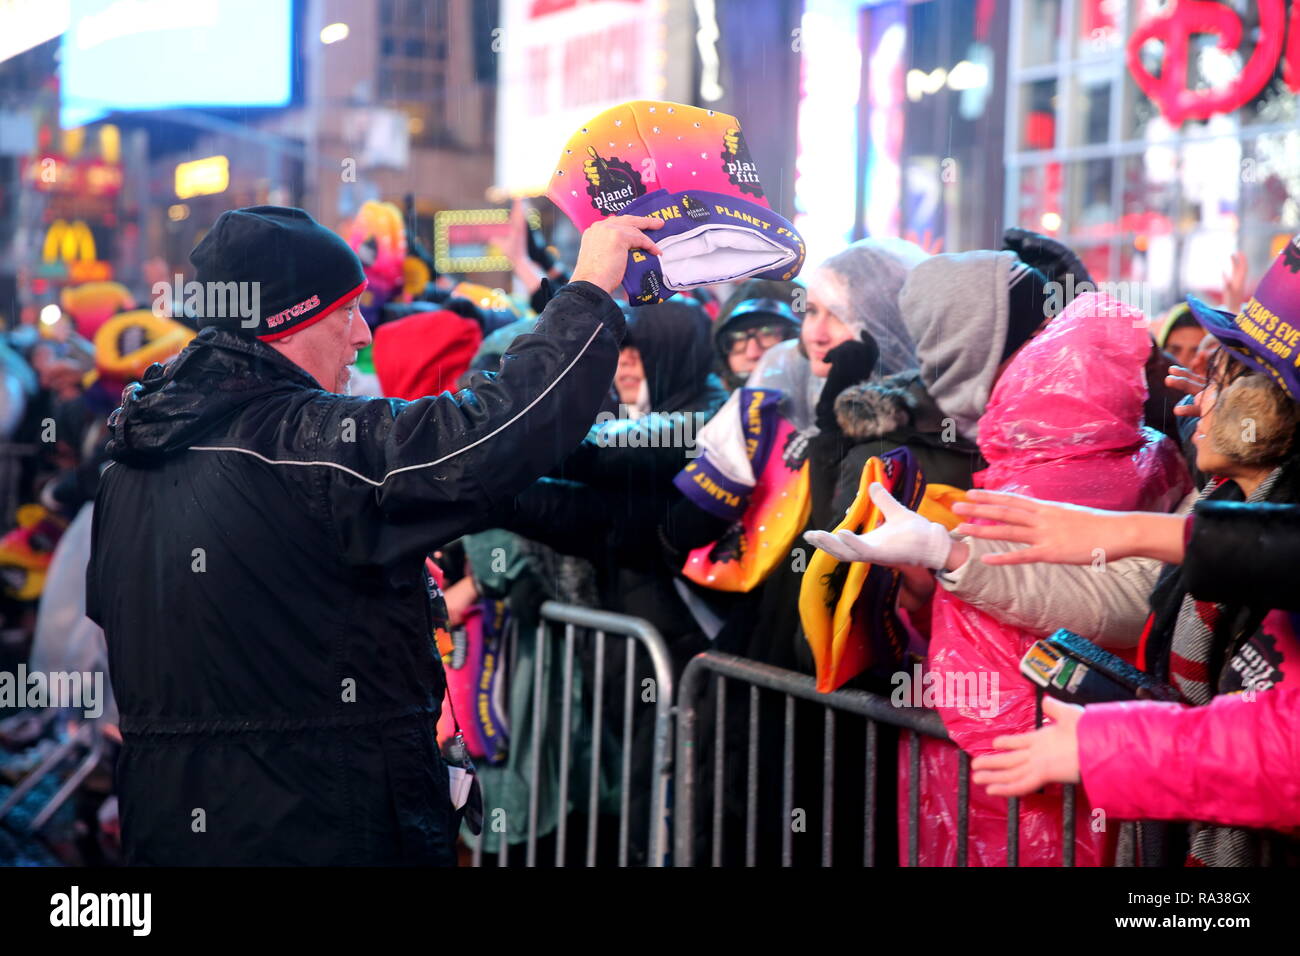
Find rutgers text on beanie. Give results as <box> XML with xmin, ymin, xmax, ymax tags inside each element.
<box><xmin>188</xmin><ymin>205</ymin><xmax>366</xmax><ymax>340</ymax></box>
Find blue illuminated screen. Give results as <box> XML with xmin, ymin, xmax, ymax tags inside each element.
<box><xmin>60</xmin><ymin>0</ymin><xmax>293</xmax><ymax>127</ymax></box>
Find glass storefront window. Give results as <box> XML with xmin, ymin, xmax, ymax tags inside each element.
<box><xmin>1014</xmin><ymin>161</ymin><xmax>1064</xmax><ymax>235</ymax></box>
<box><xmin>1073</xmin><ymin>0</ymin><xmax>1126</xmax><ymax>60</ymax></box>
<box><xmin>1019</xmin><ymin>0</ymin><xmax>1062</xmax><ymax>68</ymax></box>
<box><xmin>1069</xmin><ymin>64</ymin><xmax>1112</xmax><ymax>146</ymax></box>
<box><xmin>1181</xmin><ymin>229</ymin><xmax>1238</xmax><ymax>296</ymax></box>
<box><xmin>1073</xmin><ymin>241</ymin><xmax>1113</xmax><ymax>282</ymax></box>
<box><xmin>1180</xmin><ymin>127</ymin><xmax>1241</xmax><ymax>233</ymax></box>
<box><xmin>1067</xmin><ymin>157</ymin><xmax>1115</xmax><ymax>233</ymax></box>
<box><xmin>1019</xmin><ymin>78</ymin><xmax>1057</xmax><ymax>151</ymax></box>
<box><xmin>1244</xmin><ymin>131</ymin><xmax>1300</xmax><ymax>231</ymax></box>
<box><xmin>1120</xmin><ymin>151</ymin><xmax>1177</xmax><ymax>242</ymax></box>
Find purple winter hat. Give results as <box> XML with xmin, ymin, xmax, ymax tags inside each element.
<box><xmin>1187</xmin><ymin>235</ymin><xmax>1300</xmax><ymax>401</ymax></box>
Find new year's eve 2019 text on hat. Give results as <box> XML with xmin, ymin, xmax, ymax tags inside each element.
<box><xmin>1187</xmin><ymin>234</ymin><xmax>1300</xmax><ymax>401</ymax></box>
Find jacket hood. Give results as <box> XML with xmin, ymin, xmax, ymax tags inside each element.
<box><xmin>624</xmin><ymin>299</ymin><xmax>718</xmax><ymax>413</ymax></box>
<box><xmin>106</xmin><ymin>326</ymin><xmax>320</xmax><ymax>465</ymax></box>
<box><xmin>976</xmin><ymin>292</ymin><xmax>1192</xmax><ymax>513</ymax></box>
<box><xmin>899</xmin><ymin>250</ymin><xmax>1016</xmax><ymax>443</ymax></box>
<box><xmin>833</xmin><ymin>369</ymin><xmax>978</xmax><ymax>453</ymax></box>
<box><xmin>814</xmin><ymin>237</ymin><xmax>930</xmax><ymax>379</ymax></box>
<box><xmin>833</xmin><ymin>370</ymin><xmax>923</xmax><ymax>440</ymax></box>
<box><xmin>372</xmin><ymin>308</ymin><xmax>483</xmax><ymax>400</ymax></box>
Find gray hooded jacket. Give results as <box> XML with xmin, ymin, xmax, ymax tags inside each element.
<box><xmin>899</xmin><ymin>249</ymin><xmax>1018</xmax><ymax>444</ymax></box>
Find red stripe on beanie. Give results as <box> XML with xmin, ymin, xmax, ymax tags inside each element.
<box><xmin>257</xmin><ymin>280</ymin><xmax>368</xmax><ymax>342</ymax></box>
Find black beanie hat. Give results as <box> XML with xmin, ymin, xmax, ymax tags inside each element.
<box><xmin>189</xmin><ymin>205</ymin><xmax>367</xmax><ymax>341</ymax></box>
<box><xmin>1001</xmin><ymin>259</ymin><xmax>1051</xmax><ymax>363</ymax></box>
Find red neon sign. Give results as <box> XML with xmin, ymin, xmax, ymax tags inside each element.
<box><xmin>1127</xmin><ymin>0</ymin><xmax>1300</xmax><ymax>124</ymax></box>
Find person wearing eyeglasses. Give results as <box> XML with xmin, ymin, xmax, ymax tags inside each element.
<box><xmin>710</xmin><ymin>280</ymin><xmax>802</xmax><ymax>388</ymax></box>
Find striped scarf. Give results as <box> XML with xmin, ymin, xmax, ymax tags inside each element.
<box><xmin>1170</xmin><ymin>467</ymin><xmax>1281</xmax><ymax>866</ymax></box>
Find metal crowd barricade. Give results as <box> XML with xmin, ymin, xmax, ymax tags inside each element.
<box><xmin>465</xmin><ymin>601</ymin><xmax>676</xmax><ymax>868</ymax></box>
<box><xmin>674</xmin><ymin>650</ymin><xmax>1137</xmax><ymax>867</ymax></box>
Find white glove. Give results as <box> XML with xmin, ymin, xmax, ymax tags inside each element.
<box><xmin>803</xmin><ymin>482</ymin><xmax>952</xmax><ymax>570</ymax></box>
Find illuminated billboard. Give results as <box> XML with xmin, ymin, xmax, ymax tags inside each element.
<box><xmin>59</xmin><ymin>0</ymin><xmax>293</xmax><ymax>127</ymax></box>
<box><xmin>495</xmin><ymin>0</ymin><xmax>667</xmax><ymax>197</ymax></box>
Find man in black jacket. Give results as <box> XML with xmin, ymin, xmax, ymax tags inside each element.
<box><xmin>86</xmin><ymin>205</ymin><xmax>661</xmax><ymax>865</ymax></box>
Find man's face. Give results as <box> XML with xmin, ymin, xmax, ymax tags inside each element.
<box><xmin>1165</xmin><ymin>326</ymin><xmax>1206</xmax><ymax>369</ymax></box>
<box><xmin>723</xmin><ymin>319</ymin><xmax>793</xmax><ymax>377</ymax></box>
<box><xmin>802</xmin><ymin>282</ymin><xmax>854</xmax><ymax>378</ymax></box>
<box><xmin>615</xmin><ymin>345</ymin><xmax>645</xmax><ymax>406</ymax></box>
<box><xmin>270</xmin><ymin>297</ymin><xmax>371</xmax><ymax>394</ymax></box>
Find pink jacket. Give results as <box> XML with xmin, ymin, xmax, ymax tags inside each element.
<box><xmin>1080</xmin><ymin>686</ymin><xmax>1300</xmax><ymax>831</ymax></box>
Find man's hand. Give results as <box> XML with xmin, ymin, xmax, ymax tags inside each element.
<box><xmin>971</xmin><ymin>696</ymin><xmax>1083</xmax><ymax>796</ymax></box>
<box><xmin>570</xmin><ymin>215</ymin><xmax>665</xmax><ymax>294</ymax></box>
<box><xmin>1165</xmin><ymin>363</ymin><xmax>1206</xmax><ymax>417</ymax></box>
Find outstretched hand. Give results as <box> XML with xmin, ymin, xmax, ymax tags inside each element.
<box><xmin>971</xmin><ymin>696</ymin><xmax>1083</xmax><ymax>796</ymax></box>
<box><xmin>570</xmin><ymin>215</ymin><xmax>665</xmax><ymax>294</ymax></box>
<box><xmin>803</xmin><ymin>481</ymin><xmax>953</xmax><ymax>570</ymax></box>
<box><xmin>952</xmin><ymin>489</ymin><xmax>1190</xmax><ymax>566</ymax></box>
<box><xmin>951</xmin><ymin>490</ymin><xmax>1125</xmax><ymax>566</ymax></box>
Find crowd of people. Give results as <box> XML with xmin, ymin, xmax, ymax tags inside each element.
<box><xmin>0</xmin><ymin>189</ymin><xmax>1295</xmax><ymax>868</ymax></box>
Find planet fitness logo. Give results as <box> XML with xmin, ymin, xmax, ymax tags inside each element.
<box><xmin>583</xmin><ymin>146</ymin><xmax>646</xmax><ymax>215</ymax></box>
<box><xmin>721</xmin><ymin>127</ymin><xmax>763</xmax><ymax>199</ymax></box>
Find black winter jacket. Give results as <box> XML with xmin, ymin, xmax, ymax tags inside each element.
<box><xmin>828</xmin><ymin>369</ymin><xmax>985</xmax><ymax>512</ymax></box>
<box><xmin>1184</xmin><ymin>500</ymin><xmax>1300</xmax><ymax>611</ymax></box>
<box><xmin>86</xmin><ymin>281</ymin><xmax>625</xmax><ymax>865</ymax></box>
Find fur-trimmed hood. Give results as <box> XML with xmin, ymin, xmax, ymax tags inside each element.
<box><xmin>834</xmin><ymin>370</ymin><xmax>920</xmax><ymax>439</ymax></box>
<box><xmin>832</xmin><ymin>368</ymin><xmax>973</xmax><ymax>450</ymax></box>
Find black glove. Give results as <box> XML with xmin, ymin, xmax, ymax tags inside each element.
<box><xmin>815</xmin><ymin>333</ymin><xmax>880</xmax><ymax>434</ymax></box>
<box><xmin>530</xmin><ymin>276</ymin><xmax>557</xmax><ymax>315</ymax></box>
<box><xmin>1002</xmin><ymin>227</ymin><xmax>1093</xmax><ymax>292</ymax></box>
<box><xmin>525</xmin><ymin>218</ymin><xmax>557</xmax><ymax>271</ymax></box>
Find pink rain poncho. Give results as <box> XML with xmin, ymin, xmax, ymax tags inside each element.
<box><xmin>903</xmin><ymin>292</ymin><xmax>1192</xmax><ymax>866</ymax></box>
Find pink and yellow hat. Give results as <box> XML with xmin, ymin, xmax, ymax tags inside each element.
<box><xmin>548</xmin><ymin>101</ymin><xmax>805</xmax><ymax>305</ymax></box>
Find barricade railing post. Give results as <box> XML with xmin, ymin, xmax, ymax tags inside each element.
<box><xmin>956</xmin><ymin>750</ymin><xmax>970</xmax><ymax>867</ymax></box>
<box><xmin>555</xmin><ymin>623</ymin><xmax>576</xmax><ymax>866</ymax></box>
<box><xmin>1062</xmin><ymin>784</ymin><xmax>1077</xmax><ymax>867</ymax></box>
<box><xmin>712</xmin><ymin>676</ymin><xmax>727</xmax><ymax>867</ymax></box>
<box><xmin>864</xmin><ymin>719</ymin><xmax>877</xmax><ymax>866</ymax></box>
<box><xmin>587</xmin><ymin>629</ymin><xmax>606</xmax><ymax>867</ymax></box>
<box><xmin>674</xmin><ymin>653</ymin><xmax>705</xmax><ymax>868</ymax></box>
<box><xmin>536</xmin><ymin>602</ymin><xmax>675</xmax><ymax>868</ymax></box>
<box><xmin>821</xmin><ymin>707</ymin><xmax>834</xmax><ymax>867</ymax></box>
<box><xmin>781</xmin><ymin>693</ymin><xmax>795</xmax><ymax>867</ymax></box>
